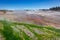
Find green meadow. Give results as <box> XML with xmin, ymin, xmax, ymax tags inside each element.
<box><xmin>0</xmin><ymin>20</ymin><xmax>60</xmax><ymax>40</ymax></box>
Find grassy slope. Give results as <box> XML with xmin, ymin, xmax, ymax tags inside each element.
<box><xmin>0</xmin><ymin>20</ymin><xmax>60</xmax><ymax>40</ymax></box>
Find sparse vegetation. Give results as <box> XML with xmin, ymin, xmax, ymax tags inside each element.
<box><xmin>0</xmin><ymin>10</ymin><xmax>7</xmax><ymax>14</ymax></box>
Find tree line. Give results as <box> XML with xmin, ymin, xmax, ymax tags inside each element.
<box><xmin>49</xmin><ymin>6</ymin><xmax>60</xmax><ymax>11</ymax></box>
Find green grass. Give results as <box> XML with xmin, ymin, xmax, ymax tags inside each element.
<box><xmin>0</xmin><ymin>20</ymin><xmax>60</xmax><ymax>40</ymax></box>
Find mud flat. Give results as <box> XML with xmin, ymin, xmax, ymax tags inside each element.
<box><xmin>0</xmin><ymin>10</ymin><xmax>60</xmax><ymax>28</ymax></box>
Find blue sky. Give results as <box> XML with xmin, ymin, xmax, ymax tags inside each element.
<box><xmin>0</xmin><ymin>0</ymin><xmax>60</xmax><ymax>10</ymax></box>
